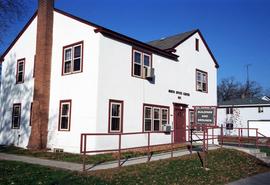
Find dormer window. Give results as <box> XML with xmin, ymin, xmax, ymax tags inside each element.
<box><xmin>196</xmin><ymin>69</ymin><xmax>207</xmax><ymax>93</ymax></box>
<box><xmin>195</xmin><ymin>38</ymin><xmax>199</xmax><ymax>51</ymax></box>
<box><xmin>62</xmin><ymin>41</ymin><xmax>83</xmax><ymax>75</ymax></box>
<box><xmin>132</xmin><ymin>49</ymin><xmax>152</xmax><ymax>79</ymax></box>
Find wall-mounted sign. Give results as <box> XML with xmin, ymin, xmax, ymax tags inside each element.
<box><xmin>194</xmin><ymin>106</ymin><xmax>217</xmax><ymax>125</ymax></box>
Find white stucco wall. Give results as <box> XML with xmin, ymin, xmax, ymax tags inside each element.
<box><xmin>46</xmin><ymin>11</ymin><xmax>101</xmax><ymax>153</ymax></box>
<box><xmin>0</xmin><ymin>17</ymin><xmax>37</xmax><ymax>147</ymax></box>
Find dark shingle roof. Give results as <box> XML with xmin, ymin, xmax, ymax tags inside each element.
<box><xmin>219</xmin><ymin>97</ymin><xmax>270</xmax><ymax>107</ymax></box>
<box><xmin>147</xmin><ymin>29</ymin><xmax>198</xmax><ymax>50</ymax></box>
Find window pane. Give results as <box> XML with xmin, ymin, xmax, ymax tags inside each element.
<box><xmin>134</xmin><ymin>64</ymin><xmax>141</xmax><ymax>76</ymax></box>
<box><xmin>202</xmin><ymin>74</ymin><xmax>207</xmax><ymax>82</ymax></box>
<box><xmin>190</xmin><ymin>112</ymin><xmax>194</xmax><ymax>123</ymax></box>
<box><xmin>134</xmin><ymin>52</ymin><xmax>141</xmax><ymax>64</ymax></box>
<box><xmin>202</xmin><ymin>83</ymin><xmax>207</xmax><ymax>91</ymax></box>
<box><xmin>62</xmin><ymin>104</ymin><xmax>69</xmax><ymax>116</ymax></box>
<box><xmin>13</xmin><ymin>107</ymin><xmax>20</xmax><ymax>116</ymax></box>
<box><xmin>145</xmin><ymin>119</ymin><xmax>151</xmax><ymax>131</ymax></box>
<box><xmin>154</xmin><ymin>108</ymin><xmax>159</xmax><ymax>119</ymax></box>
<box><xmin>154</xmin><ymin>120</ymin><xmax>160</xmax><ymax>131</ymax></box>
<box><xmin>197</xmin><ymin>72</ymin><xmax>201</xmax><ymax>81</ymax></box>
<box><xmin>145</xmin><ymin>107</ymin><xmax>152</xmax><ymax>119</ymax></box>
<box><xmin>144</xmin><ymin>55</ymin><xmax>150</xmax><ymax>66</ymax></box>
<box><xmin>73</xmin><ymin>59</ymin><xmax>81</xmax><ymax>72</ymax></box>
<box><xmin>112</xmin><ymin>104</ymin><xmax>120</xmax><ymax>117</ymax></box>
<box><xmin>64</xmin><ymin>61</ymin><xmax>71</xmax><ymax>73</ymax></box>
<box><xmin>162</xmin><ymin>120</ymin><xmax>167</xmax><ymax>126</ymax></box>
<box><xmin>17</xmin><ymin>73</ymin><xmax>23</xmax><ymax>82</ymax></box>
<box><xmin>111</xmin><ymin>118</ymin><xmax>120</xmax><ymax>131</ymax></box>
<box><xmin>162</xmin><ymin>109</ymin><xmax>168</xmax><ymax>120</ymax></box>
<box><xmin>65</xmin><ymin>49</ymin><xmax>72</xmax><ymax>61</ymax></box>
<box><xmin>18</xmin><ymin>63</ymin><xmax>24</xmax><ymax>72</ymax></box>
<box><xmin>13</xmin><ymin>117</ymin><xmax>20</xmax><ymax>128</ymax></box>
<box><xmin>61</xmin><ymin>117</ymin><xmax>68</xmax><ymax>129</ymax></box>
<box><xmin>74</xmin><ymin>46</ymin><xmax>81</xmax><ymax>58</ymax></box>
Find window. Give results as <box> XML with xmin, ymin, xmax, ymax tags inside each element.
<box><xmin>16</xmin><ymin>58</ymin><xmax>25</xmax><ymax>83</ymax></box>
<box><xmin>29</xmin><ymin>102</ymin><xmax>33</xmax><ymax>126</ymax></box>
<box><xmin>143</xmin><ymin>104</ymin><xmax>169</xmax><ymax>132</ymax></box>
<box><xmin>12</xmin><ymin>104</ymin><xmax>21</xmax><ymax>129</ymax></box>
<box><xmin>226</xmin><ymin>107</ymin><xmax>233</xmax><ymax>115</ymax></box>
<box><xmin>62</xmin><ymin>41</ymin><xmax>83</xmax><ymax>75</ymax></box>
<box><xmin>109</xmin><ymin>100</ymin><xmax>123</xmax><ymax>132</ymax></box>
<box><xmin>195</xmin><ymin>38</ymin><xmax>199</xmax><ymax>51</ymax></box>
<box><xmin>58</xmin><ymin>100</ymin><xmax>72</xmax><ymax>131</ymax></box>
<box><xmin>258</xmin><ymin>107</ymin><xmax>263</xmax><ymax>113</ymax></box>
<box><xmin>196</xmin><ymin>69</ymin><xmax>207</xmax><ymax>93</ymax></box>
<box><xmin>132</xmin><ymin>49</ymin><xmax>152</xmax><ymax>78</ymax></box>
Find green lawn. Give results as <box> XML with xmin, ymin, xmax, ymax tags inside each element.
<box><xmin>1</xmin><ymin>148</ymin><xmax>269</xmax><ymax>185</ymax></box>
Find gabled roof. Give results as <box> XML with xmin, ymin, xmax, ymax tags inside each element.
<box><xmin>218</xmin><ymin>97</ymin><xmax>270</xmax><ymax>107</ymax></box>
<box><xmin>147</xmin><ymin>29</ymin><xmax>219</xmax><ymax>68</ymax></box>
<box><xmin>147</xmin><ymin>30</ymin><xmax>198</xmax><ymax>50</ymax></box>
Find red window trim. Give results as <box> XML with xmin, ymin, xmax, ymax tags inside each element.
<box><xmin>196</xmin><ymin>69</ymin><xmax>208</xmax><ymax>93</ymax></box>
<box><xmin>62</xmin><ymin>41</ymin><xmax>84</xmax><ymax>76</ymax></box>
<box><xmin>195</xmin><ymin>38</ymin><xmax>199</xmax><ymax>51</ymax></box>
<box><xmin>142</xmin><ymin>103</ymin><xmax>170</xmax><ymax>132</ymax></box>
<box><xmin>12</xmin><ymin>103</ymin><xmax>21</xmax><ymax>129</ymax></box>
<box><xmin>29</xmin><ymin>102</ymin><xmax>33</xmax><ymax>126</ymax></box>
<box><xmin>16</xmin><ymin>58</ymin><xmax>25</xmax><ymax>84</ymax></box>
<box><xmin>58</xmin><ymin>99</ymin><xmax>72</xmax><ymax>131</ymax></box>
<box><xmin>108</xmin><ymin>99</ymin><xmax>124</xmax><ymax>133</ymax></box>
<box><xmin>131</xmin><ymin>47</ymin><xmax>152</xmax><ymax>79</ymax></box>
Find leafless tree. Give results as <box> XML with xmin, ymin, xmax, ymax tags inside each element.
<box><xmin>0</xmin><ymin>0</ymin><xmax>28</xmax><ymax>43</ymax></box>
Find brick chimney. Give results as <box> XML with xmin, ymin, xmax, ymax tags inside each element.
<box><xmin>28</xmin><ymin>0</ymin><xmax>54</xmax><ymax>149</ymax></box>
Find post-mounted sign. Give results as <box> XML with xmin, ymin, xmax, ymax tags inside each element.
<box><xmin>194</xmin><ymin>106</ymin><xmax>217</xmax><ymax>125</ymax></box>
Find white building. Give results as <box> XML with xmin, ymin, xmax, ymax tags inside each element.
<box><xmin>217</xmin><ymin>97</ymin><xmax>270</xmax><ymax>136</ymax></box>
<box><xmin>0</xmin><ymin>0</ymin><xmax>218</xmax><ymax>153</ymax></box>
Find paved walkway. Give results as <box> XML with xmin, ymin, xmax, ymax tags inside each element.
<box><xmin>227</xmin><ymin>172</ymin><xmax>270</xmax><ymax>185</ymax></box>
<box><xmin>0</xmin><ymin>145</ymin><xmax>219</xmax><ymax>172</ymax></box>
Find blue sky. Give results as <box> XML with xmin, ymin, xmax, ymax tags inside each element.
<box><xmin>1</xmin><ymin>0</ymin><xmax>270</xmax><ymax>90</ymax></box>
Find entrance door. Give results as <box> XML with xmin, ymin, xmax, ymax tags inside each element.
<box><xmin>174</xmin><ymin>104</ymin><xmax>187</xmax><ymax>143</ymax></box>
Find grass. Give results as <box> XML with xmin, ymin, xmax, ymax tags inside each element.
<box><xmin>1</xmin><ymin>148</ymin><xmax>269</xmax><ymax>185</ymax></box>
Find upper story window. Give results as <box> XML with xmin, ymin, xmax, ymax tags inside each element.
<box><xmin>226</xmin><ymin>107</ymin><xmax>233</xmax><ymax>115</ymax></box>
<box><xmin>109</xmin><ymin>100</ymin><xmax>123</xmax><ymax>133</ymax></box>
<box><xmin>16</xmin><ymin>58</ymin><xmax>25</xmax><ymax>83</ymax></box>
<box><xmin>143</xmin><ymin>104</ymin><xmax>169</xmax><ymax>132</ymax></box>
<box><xmin>258</xmin><ymin>107</ymin><xmax>263</xmax><ymax>113</ymax></box>
<box><xmin>132</xmin><ymin>49</ymin><xmax>152</xmax><ymax>79</ymax></box>
<box><xmin>58</xmin><ymin>100</ymin><xmax>72</xmax><ymax>131</ymax></box>
<box><xmin>195</xmin><ymin>38</ymin><xmax>199</xmax><ymax>51</ymax></box>
<box><xmin>196</xmin><ymin>69</ymin><xmax>208</xmax><ymax>93</ymax></box>
<box><xmin>12</xmin><ymin>103</ymin><xmax>21</xmax><ymax>129</ymax></box>
<box><xmin>62</xmin><ymin>41</ymin><xmax>83</xmax><ymax>75</ymax></box>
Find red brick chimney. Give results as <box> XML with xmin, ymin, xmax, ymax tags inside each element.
<box><xmin>28</xmin><ymin>0</ymin><xmax>54</xmax><ymax>149</ymax></box>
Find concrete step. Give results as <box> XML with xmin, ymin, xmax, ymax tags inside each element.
<box><xmin>253</xmin><ymin>152</ymin><xmax>267</xmax><ymax>158</ymax></box>
<box><xmin>248</xmin><ymin>149</ymin><xmax>260</xmax><ymax>154</ymax></box>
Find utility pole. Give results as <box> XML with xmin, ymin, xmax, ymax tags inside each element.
<box><xmin>244</xmin><ymin>64</ymin><xmax>252</xmax><ymax>98</ymax></box>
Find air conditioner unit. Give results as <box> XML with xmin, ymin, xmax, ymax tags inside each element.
<box><xmin>145</xmin><ymin>68</ymin><xmax>155</xmax><ymax>79</ymax></box>
<box><xmin>162</xmin><ymin>124</ymin><xmax>171</xmax><ymax>132</ymax></box>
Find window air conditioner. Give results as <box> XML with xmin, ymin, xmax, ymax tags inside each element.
<box><xmin>145</xmin><ymin>68</ymin><xmax>155</xmax><ymax>79</ymax></box>
<box><xmin>162</xmin><ymin>124</ymin><xmax>171</xmax><ymax>132</ymax></box>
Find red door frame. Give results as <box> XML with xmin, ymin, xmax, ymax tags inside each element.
<box><xmin>173</xmin><ymin>103</ymin><xmax>188</xmax><ymax>143</ymax></box>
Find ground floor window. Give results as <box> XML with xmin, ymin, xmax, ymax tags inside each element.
<box><xmin>109</xmin><ymin>100</ymin><xmax>123</xmax><ymax>133</ymax></box>
<box><xmin>143</xmin><ymin>104</ymin><xmax>169</xmax><ymax>132</ymax></box>
<box><xmin>58</xmin><ymin>100</ymin><xmax>72</xmax><ymax>131</ymax></box>
<box><xmin>12</xmin><ymin>103</ymin><xmax>21</xmax><ymax>129</ymax></box>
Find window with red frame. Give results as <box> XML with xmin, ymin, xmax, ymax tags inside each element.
<box><xmin>16</xmin><ymin>58</ymin><xmax>25</xmax><ymax>83</ymax></box>
<box><xmin>132</xmin><ymin>49</ymin><xmax>151</xmax><ymax>78</ymax></box>
<box><xmin>109</xmin><ymin>100</ymin><xmax>123</xmax><ymax>132</ymax></box>
<box><xmin>12</xmin><ymin>104</ymin><xmax>21</xmax><ymax>129</ymax></box>
<box><xmin>62</xmin><ymin>41</ymin><xmax>83</xmax><ymax>75</ymax></box>
<box><xmin>59</xmin><ymin>100</ymin><xmax>72</xmax><ymax>131</ymax></box>
<box><xmin>196</xmin><ymin>69</ymin><xmax>208</xmax><ymax>92</ymax></box>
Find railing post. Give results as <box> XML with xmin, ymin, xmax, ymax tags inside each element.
<box><xmin>221</xmin><ymin>125</ymin><xmax>223</xmax><ymax>148</ymax></box>
<box><xmin>238</xmin><ymin>129</ymin><xmax>241</xmax><ymax>147</ymax></box>
<box><xmin>147</xmin><ymin>132</ymin><xmax>150</xmax><ymax>162</ymax></box>
<box><xmin>203</xmin><ymin>126</ymin><xmax>206</xmax><ymax>169</ymax></box>
<box><xmin>212</xmin><ymin>128</ymin><xmax>214</xmax><ymax>144</ymax></box>
<box><xmin>171</xmin><ymin>131</ymin><xmax>174</xmax><ymax>157</ymax></box>
<box><xmin>256</xmin><ymin>129</ymin><xmax>258</xmax><ymax>149</ymax></box>
<box><xmin>83</xmin><ymin>134</ymin><xmax>87</xmax><ymax>172</ymax></box>
<box><xmin>190</xmin><ymin>127</ymin><xmax>193</xmax><ymax>155</ymax></box>
<box><xmin>118</xmin><ymin>134</ymin><xmax>122</xmax><ymax>168</ymax></box>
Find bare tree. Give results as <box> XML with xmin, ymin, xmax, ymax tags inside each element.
<box><xmin>218</xmin><ymin>77</ymin><xmax>263</xmax><ymax>102</ymax></box>
<box><xmin>0</xmin><ymin>0</ymin><xmax>28</xmax><ymax>43</ymax></box>
<box><xmin>218</xmin><ymin>77</ymin><xmax>241</xmax><ymax>102</ymax></box>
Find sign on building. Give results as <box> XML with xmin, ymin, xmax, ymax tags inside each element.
<box><xmin>194</xmin><ymin>106</ymin><xmax>217</xmax><ymax>125</ymax></box>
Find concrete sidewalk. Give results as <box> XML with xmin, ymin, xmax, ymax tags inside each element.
<box><xmin>0</xmin><ymin>145</ymin><xmax>219</xmax><ymax>172</ymax></box>
<box><xmin>227</xmin><ymin>172</ymin><xmax>270</xmax><ymax>185</ymax></box>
